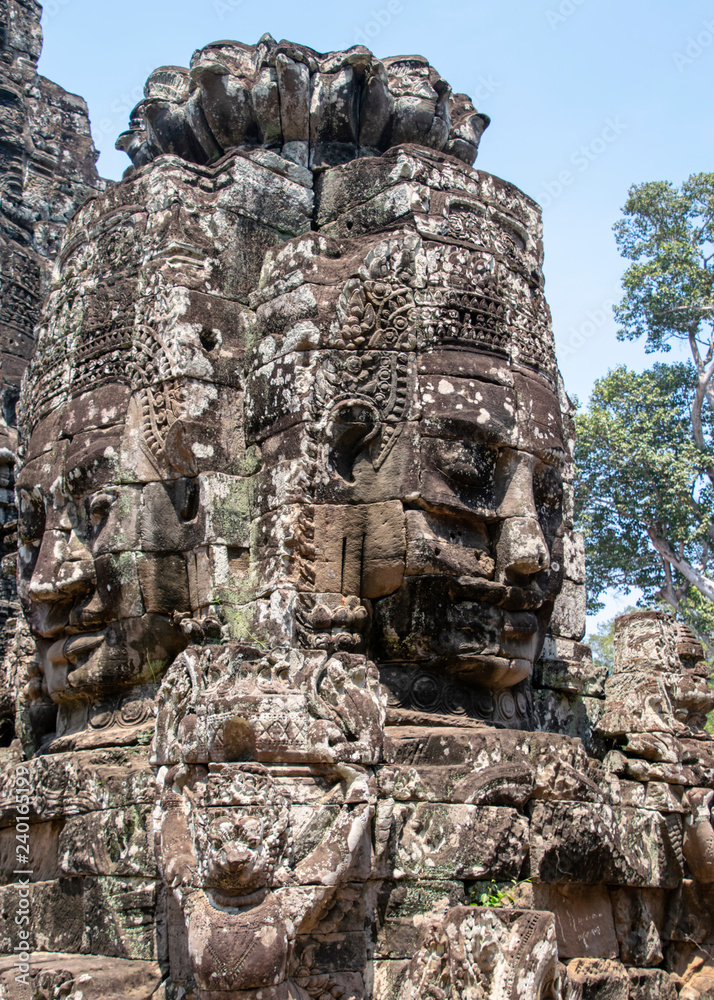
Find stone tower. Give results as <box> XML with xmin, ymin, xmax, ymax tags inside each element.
<box><xmin>0</xmin><ymin>29</ymin><xmax>712</xmax><ymax>1000</ymax></box>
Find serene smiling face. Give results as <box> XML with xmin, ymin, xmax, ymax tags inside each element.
<box><xmin>16</xmin><ymin>403</ymin><xmax>192</xmax><ymax>712</ymax></box>
<box><xmin>370</xmin><ymin>351</ymin><xmax>566</xmax><ymax>688</ymax></box>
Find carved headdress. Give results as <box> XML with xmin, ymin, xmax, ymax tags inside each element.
<box><xmin>117</xmin><ymin>37</ymin><xmax>490</xmax><ymax>172</ymax></box>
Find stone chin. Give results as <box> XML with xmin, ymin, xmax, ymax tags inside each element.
<box><xmin>372</xmin><ymin>577</ymin><xmax>559</xmax><ymax>689</ymax></box>
<box><xmin>369</xmin><ymin>649</ymin><xmax>539</xmax><ymax>696</ymax></box>
<box><xmin>36</xmin><ymin>614</ymin><xmax>189</xmax><ymax>705</ymax></box>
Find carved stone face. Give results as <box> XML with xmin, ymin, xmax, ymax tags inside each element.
<box><xmin>16</xmin><ymin>407</ymin><xmax>193</xmax><ymax>717</ymax></box>
<box><xmin>17</xmin><ymin>116</ymin><xmax>571</xmax><ymax>740</ymax></box>
<box><xmin>195</xmin><ymin>808</ymin><xmax>276</xmax><ymax>892</ymax></box>
<box><xmin>240</xmin><ymin>212</ymin><xmax>569</xmax><ymax>727</ymax></box>
<box><xmin>186</xmin><ymin>767</ymin><xmax>291</xmax><ymax>893</ymax></box>
<box><xmin>369</xmin><ymin>353</ymin><xmax>565</xmax><ymax>688</ymax></box>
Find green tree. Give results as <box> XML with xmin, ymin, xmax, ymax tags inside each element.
<box><xmin>576</xmin><ymin>363</ymin><xmax>714</xmax><ymax>617</ymax></box>
<box><xmin>614</xmin><ymin>171</ymin><xmax>714</xmax><ymax>379</ymax></box>
<box><xmin>575</xmin><ymin>173</ymin><xmax>714</xmax><ymax>653</ymax></box>
<box><xmin>586</xmin><ymin>606</ymin><xmax>639</xmax><ymax>671</ymax></box>
<box><xmin>612</xmin><ymin>173</ymin><xmax>714</xmax><ymax>596</ymax></box>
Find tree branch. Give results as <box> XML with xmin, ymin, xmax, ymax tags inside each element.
<box><xmin>689</xmin><ymin>325</ymin><xmax>704</xmax><ymax>371</ymax></box>
<box><xmin>690</xmin><ymin>353</ymin><xmax>714</xmax><ymax>487</ymax></box>
<box><xmin>646</xmin><ymin>526</ymin><xmax>714</xmax><ymax>601</ymax></box>
<box><xmin>658</xmin><ymin>555</ymin><xmax>679</xmax><ymax>610</ymax></box>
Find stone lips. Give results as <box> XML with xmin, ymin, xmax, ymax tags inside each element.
<box><xmin>117</xmin><ymin>37</ymin><xmax>490</xmax><ymax>173</ymax></box>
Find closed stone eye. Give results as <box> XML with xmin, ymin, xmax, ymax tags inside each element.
<box><xmin>533</xmin><ymin>465</ymin><xmax>563</xmax><ymax>531</ymax></box>
<box><xmin>433</xmin><ymin>441</ymin><xmax>496</xmax><ymax>490</ymax></box>
<box><xmin>18</xmin><ymin>490</ymin><xmax>45</xmax><ymax>543</ymax></box>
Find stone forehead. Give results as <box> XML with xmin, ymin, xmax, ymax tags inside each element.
<box><xmin>19</xmin><ymin>125</ymin><xmax>552</xmax><ymax>435</ymax></box>
<box><xmin>245</xmin><ymin>349</ymin><xmax>562</xmax><ymax>449</ymax></box>
<box><xmin>419</xmin><ymin>364</ymin><xmax>564</xmax><ymax>458</ymax></box>
<box><xmin>249</xmin><ymin>214</ymin><xmax>554</xmax><ymax>386</ymax></box>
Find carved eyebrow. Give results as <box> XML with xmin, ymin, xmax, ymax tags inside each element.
<box><xmin>422</xmin><ymin>413</ymin><xmax>516</xmax><ymax>445</ymax></box>
<box><xmin>517</xmin><ymin>418</ymin><xmax>567</xmax><ymax>467</ymax></box>
<box><xmin>534</xmin><ymin>445</ymin><xmax>568</xmax><ymax>470</ymax></box>
<box><xmin>17</xmin><ymin>485</ymin><xmax>43</xmax><ymax>503</ymax></box>
<box><xmin>88</xmin><ymin>487</ymin><xmax>121</xmax><ymax>499</ymax></box>
<box><xmin>62</xmin><ymin>466</ymin><xmax>122</xmax><ymax>498</ymax></box>
<box><xmin>429</xmin><ymin>433</ymin><xmax>567</xmax><ymax>472</ymax></box>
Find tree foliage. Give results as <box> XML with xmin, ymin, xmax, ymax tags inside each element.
<box><xmin>576</xmin><ymin>363</ymin><xmax>714</xmax><ymax>618</ymax></box>
<box><xmin>576</xmin><ymin>173</ymin><xmax>714</xmax><ymax>652</ymax></box>
<box><xmin>613</xmin><ymin>173</ymin><xmax>714</xmax><ymax>357</ymax></box>
<box><xmin>614</xmin><ymin>173</ymin><xmax>714</xmax><ymax>475</ymax></box>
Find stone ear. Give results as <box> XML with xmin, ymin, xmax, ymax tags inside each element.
<box><xmin>326</xmin><ymin>401</ymin><xmax>381</xmax><ymax>482</ymax></box>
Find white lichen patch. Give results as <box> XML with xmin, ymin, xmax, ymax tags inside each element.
<box><xmin>182</xmin><ymin>380</ymin><xmax>218</xmax><ymax>418</ymax></box>
<box><xmin>211</xmin><ymin>545</ymin><xmax>229</xmax><ymax>585</ymax></box>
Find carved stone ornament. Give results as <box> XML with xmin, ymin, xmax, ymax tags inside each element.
<box><xmin>0</xmin><ymin>24</ymin><xmax>713</xmax><ymax>1000</ymax></box>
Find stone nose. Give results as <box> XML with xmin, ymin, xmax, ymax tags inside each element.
<box><xmin>28</xmin><ymin>528</ymin><xmax>96</xmax><ymax>603</ymax></box>
<box><xmin>220</xmin><ymin>843</ymin><xmax>253</xmax><ymax>867</ymax></box>
<box><xmin>496</xmin><ymin>516</ymin><xmax>550</xmax><ymax>579</ymax></box>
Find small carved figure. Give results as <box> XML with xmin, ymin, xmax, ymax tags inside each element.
<box><xmin>683</xmin><ymin>788</ymin><xmax>714</xmax><ymax>884</ymax></box>
<box><xmin>158</xmin><ymin>761</ymin><xmax>370</xmax><ymax>998</ymax></box>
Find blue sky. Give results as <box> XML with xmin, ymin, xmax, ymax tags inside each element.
<box><xmin>37</xmin><ymin>0</ymin><xmax>714</xmax><ymax>630</ymax></box>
